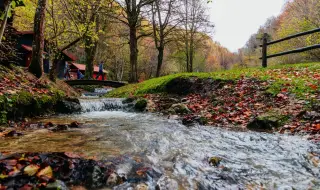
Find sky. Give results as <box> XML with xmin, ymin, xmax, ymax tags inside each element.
<box><xmin>209</xmin><ymin>0</ymin><xmax>286</xmax><ymax>52</ymax></box>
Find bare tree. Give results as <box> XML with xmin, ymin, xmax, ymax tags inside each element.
<box><xmin>112</xmin><ymin>0</ymin><xmax>154</xmax><ymax>82</ymax></box>
<box><xmin>151</xmin><ymin>0</ymin><xmax>179</xmax><ymax>77</ymax></box>
<box><xmin>179</xmin><ymin>0</ymin><xmax>213</xmax><ymax>72</ymax></box>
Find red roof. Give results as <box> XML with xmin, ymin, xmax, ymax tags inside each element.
<box><xmin>21</xmin><ymin>44</ymin><xmax>48</xmax><ymax>54</ymax></box>
<box><xmin>21</xmin><ymin>45</ymin><xmax>77</xmax><ymax>61</ymax></box>
<box><xmin>71</xmin><ymin>62</ymin><xmax>107</xmax><ymax>73</ymax></box>
<box><xmin>21</xmin><ymin>44</ymin><xmax>33</xmax><ymax>51</ymax></box>
<box><xmin>62</xmin><ymin>50</ymin><xmax>77</xmax><ymax>61</ymax></box>
<box><xmin>17</xmin><ymin>30</ymin><xmax>78</xmax><ymax>61</ymax></box>
<box><xmin>17</xmin><ymin>31</ymin><xmax>34</xmax><ymax>35</ymax></box>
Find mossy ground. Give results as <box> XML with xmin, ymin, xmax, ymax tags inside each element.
<box><xmin>107</xmin><ymin>62</ymin><xmax>320</xmax><ymax>99</ymax></box>
<box><xmin>0</xmin><ymin>65</ymin><xmax>79</xmax><ymax>124</ymax></box>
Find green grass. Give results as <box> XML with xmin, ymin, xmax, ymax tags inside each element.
<box><xmin>107</xmin><ymin>62</ymin><xmax>320</xmax><ymax>98</ymax></box>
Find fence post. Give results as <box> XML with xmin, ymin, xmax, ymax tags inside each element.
<box><xmin>262</xmin><ymin>33</ymin><xmax>268</xmax><ymax>68</ymax></box>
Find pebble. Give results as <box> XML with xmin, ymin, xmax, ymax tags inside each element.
<box><xmin>208</xmin><ymin>156</ymin><xmax>222</xmax><ymax>167</ymax></box>
<box><xmin>135</xmin><ymin>183</ymin><xmax>148</xmax><ymax>190</ymax></box>
<box><xmin>106</xmin><ymin>173</ymin><xmax>121</xmax><ymax>187</ymax></box>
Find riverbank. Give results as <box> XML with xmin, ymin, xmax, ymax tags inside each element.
<box><xmin>108</xmin><ymin>63</ymin><xmax>320</xmax><ymax>140</ymax></box>
<box><xmin>0</xmin><ymin>65</ymin><xmax>80</xmax><ymax>125</ymax></box>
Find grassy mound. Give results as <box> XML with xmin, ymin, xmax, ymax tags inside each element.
<box><xmin>107</xmin><ymin>62</ymin><xmax>320</xmax><ymax>98</ymax></box>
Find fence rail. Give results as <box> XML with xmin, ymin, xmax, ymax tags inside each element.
<box><xmin>259</xmin><ymin>28</ymin><xmax>320</xmax><ymax>67</ymax></box>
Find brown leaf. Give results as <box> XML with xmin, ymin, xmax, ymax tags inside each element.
<box><xmin>3</xmin><ymin>159</ymin><xmax>17</xmax><ymax>166</ymax></box>
<box><xmin>19</xmin><ymin>184</ymin><xmax>34</xmax><ymax>190</ymax></box>
<box><xmin>65</xmin><ymin>152</ymin><xmax>81</xmax><ymax>159</ymax></box>
<box><xmin>37</xmin><ymin>166</ymin><xmax>53</xmax><ymax>179</ymax></box>
<box><xmin>8</xmin><ymin>167</ymin><xmax>20</xmax><ymax>176</ymax></box>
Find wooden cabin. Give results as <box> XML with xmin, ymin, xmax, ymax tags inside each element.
<box><xmin>15</xmin><ymin>31</ymin><xmax>78</xmax><ymax>78</ymax></box>
<box><xmin>69</xmin><ymin>62</ymin><xmax>108</xmax><ymax>80</ymax></box>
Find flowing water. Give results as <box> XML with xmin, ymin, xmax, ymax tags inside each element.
<box><xmin>0</xmin><ymin>99</ymin><xmax>319</xmax><ymax>189</ymax></box>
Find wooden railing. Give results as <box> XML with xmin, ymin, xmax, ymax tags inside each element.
<box><xmin>260</xmin><ymin>28</ymin><xmax>320</xmax><ymax>67</ymax></box>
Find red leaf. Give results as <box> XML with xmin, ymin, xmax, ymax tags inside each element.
<box><xmin>309</xmin><ymin>84</ymin><xmax>318</xmax><ymax>90</ymax></box>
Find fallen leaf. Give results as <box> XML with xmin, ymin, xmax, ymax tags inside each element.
<box><xmin>0</xmin><ymin>185</ymin><xmax>7</xmax><ymax>190</ymax></box>
<box><xmin>19</xmin><ymin>184</ymin><xmax>34</xmax><ymax>190</ymax></box>
<box><xmin>309</xmin><ymin>84</ymin><xmax>318</xmax><ymax>90</ymax></box>
<box><xmin>0</xmin><ymin>174</ymin><xmax>8</xmax><ymax>179</ymax></box>
<box><xmin>315</xmin><ymin>124</ymin><xmax>320</xmax><ymax>131</ymax></box>
<box><xmin>37</xmin><ymin>166</ymin><xmax>53</xmax><ymax>179</ymax></box>
<box><xmin>3</xmin><ymin>159</ymin><xmax>17</xmax><ymax>166</ymax></box>
<box><xmin>24</xmin><ymin>165</ymin><xmax>40</xmax><ymax>176</ymax></box>
<box><xmin>8</xmin><ymin>167</ymin><xmax>20</xmax><ymax>176</ymax></box>
<box><xmin>65</xmin><ymin>152</ymin><xmax>81</xmax><ymax>159</ymax></box>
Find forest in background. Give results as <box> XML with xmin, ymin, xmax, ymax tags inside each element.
<box><xmin>3</xmin><ymin>0</ymin><xmax>319</xmax><ymax>82</ymax></box>
<box><xmin>240</xmin><ymin>0</ymin><xmax>320</xmax><ymax>68</ymax></box>
<box><xmin>11</xmin><ymin>0</ymin><xmax>238</xmax><ymax>82</ymax></box>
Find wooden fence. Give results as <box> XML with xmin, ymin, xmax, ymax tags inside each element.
<box><xmin>260</xmin><ymin>28</ymin><xmax>320</xmax><ymax>67</ymax></box>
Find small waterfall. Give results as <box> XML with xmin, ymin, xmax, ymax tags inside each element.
<box><xmin>94</xmin><ymin>88</ymin><xmax>113</xmax><ymax>94</ymax></box>
<box><xmin>79</xmin><ymin>98</ymin><xmax>126</xmax><ymax>112</ymax></box>
<box><xmin>81</xmin><ymin>88</ymin><xmax>114</xmax><ymax>97</ymax></box>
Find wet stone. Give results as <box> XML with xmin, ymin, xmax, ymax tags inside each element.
<box><xmin>56</xmin><ymin>98</ymin><xmax>82</xmax><ymax>114</ymax></box>
<box><xmin>303</xmin><ymin>111</ymin><xmax>320</xmax><ymax>120</ymax></box>
<box><xmin>122</xmin><ymin>97</ymin><xmax>135</xmax><ymax>104</ymax></box>
<box><xmin>106</xmin><ymin>173</ymin><xmax>122</xmax><ymax>187</ymax></box>
<box><xmin>69</xmin><ymin>121</ymin><xmax>81</xmax><ymax>128</ymax></box>
<box><xmin>247</xmin><ymin>112</ymin><xmax>288</xmax><ymax>132</ymax></box>
<box><xmin>168</xmin><ymin>104</ymin><xmax>191</xmax><ymax>114</ymax></box>
<box><xmin>135</xmin><ymin>183</ymin><xmax>148</xmax><ymax>190</ymax></box>
<box><xmin>181</xmin><ymin>98</ymin><xmax>189</xmax><ymax>103</ymax></box>
<box><xmin>45</xmin><ymin>180</ymin><xmax>69</xmax><ymax>190</ymax></box>
<box><xmin>209</xmin><ymin>156</ymin><xmax>222</xmax><ymax>167</ymax></box>
<box><xmin>2</xmin><ymin>130</ymin><xmax>23</xmax><ymax>137</ymax></box>
<box><xmin>312</xmin><ymin>103</ymin><xmax>320</xmax><ymax>112</ymax></box>
<box><xmin>45</xmin><ymin>122</ymin><xmax>54</xmax><ymax>128</ymax></box>
<box><xmin>134</xmin><ymin>99</ymin><xmax>148</xmax><ymax>112</ymax></box>
<box><xmin>50</xmin><ymin>125</ymin><xmax>69</xmax><ymax>132</ymax></box>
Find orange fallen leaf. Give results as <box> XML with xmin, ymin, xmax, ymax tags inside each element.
<box><xmin>315</xmin><ymin>124</ymin><xmax>320</xmax><ymax>131</ymax></box>
<box><xmin>37</xmin><ymin>166</ymin><xmax>53</xmax><ymax>179</ymax></box>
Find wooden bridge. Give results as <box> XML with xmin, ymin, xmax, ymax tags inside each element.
<box><xmin>65</xmin><ymin>80</ymin><xmax>127</xmax><ymax>88</ymax></box>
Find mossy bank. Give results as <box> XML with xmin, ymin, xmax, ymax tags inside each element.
<box><xmin>107</xmin><ymin>63</ymin><xmax>320</xmax><ymax>137</ymax></box>
<box><xmin>0</xmin><ymin>65</ymin><xmax>80</xmax><ymax>124</ymax></box>
<box><xmin>107</xmin><ymin>62</ymin><xmax>320</xmax><ymax>99</ymax></box>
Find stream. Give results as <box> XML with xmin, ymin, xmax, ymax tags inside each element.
<box><xmin>0</xmin><ymin>98</ymin><xmax>319</xmax><ymax>189</ymax></box>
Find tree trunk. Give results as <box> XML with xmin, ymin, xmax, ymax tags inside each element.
<box><xmin>189</xmin><ymin>34</ymin><xmax>194</xmax><ymax>72</ymax></box>
<box><xmin>29</xmin><ymin>0</ymin><xmax>47</xmax><ymax>78</ymax></box>
<box><xmin>84</xmin><ymin>35</ymin><xmax>97</xmax><ymax>79</ymax></box>
<box><xmin>0</xmin><ymin>0</ymin><xmax>11</xmax><ymax>44</ymax></box>
<box><xmin>49</xmin><ymin>58</ymin><xmax>58</xmax><ymax>82</ymax></box>
<box><xmin>185</xmin><ymin>0</ymin><xmax>189</xmax><ymax>72</ymax></box>
<box><xmin>156</xmin><ymin>46</ymin><xmax>164</xmax><ymax>77</ymax></box>
<box><xmin>129</xmin><ymin>26</ymin><xmax>138</xmax><ymax>83</ymax></box>
<box><xmin>85</xmin><ymin>14</ymin><xmax>100</xmax><ymax>79</ymax></box>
